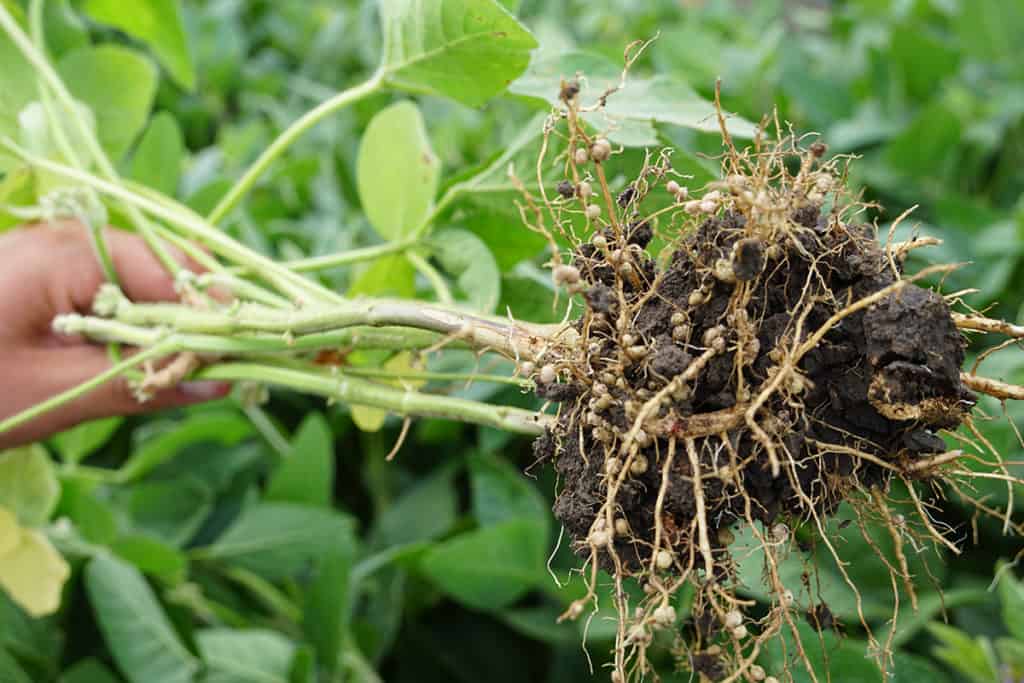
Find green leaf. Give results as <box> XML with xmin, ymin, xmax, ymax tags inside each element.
<box><xmin>371</xmin><ymin>464</ymin><xmax>458</xmax><ymax>548</ymax></box>
<box><xmin>130</xmin><ymin>112</ymin><xmax>184</xmax><ymax>196</ymax></box>
<box><xmin>82</xmin><ymin>0</ymin><xmax>195</xmax><ymax>90</ymax></box>
<box><xmin>0</xmin><ymin>4</ymin><xmax>35</xmax><ymax>173</ymax></box>
<box><xmin>429</xmin><ymin>228</ymin><xmax>500</xmax><ymax>312</ymax></box>
<box><xmin>303</xmin><ymin>549</ymin><xmax>353</xmax><ymax>676</ymax></box>
<box><xmin>59</xmin><ymin>658</ymin><xmax>120</xmax><ymax>683</ymax></box>
<box><xmin>58</xmin><ymin>478</ymin><xmax>118</xmax><ymax>545</ymax></box>
<box><xmin>0</xmin><ymin>445</ymin><xmax>59</xmax><ymax>526</ymax></box>
<box><xmin>418</xmin><ymin>518</ymin><xmax>546</xmax><ymax>610</ymax></box>
<box><xmin>197</xmin><ymin>629</ymin><xmax>295</xmax><ymax>683</ymax></box>
<box><xmin>118</xmin><ymin>412</ymin><xmax>253</xmax><ymax>483</ymax></box>
<box><xmin>85</xmin><ymin>553</ymin><xmax>199</xmax><ymax>683</ymax></box>
<box><xmin>927</xmin><ymin>623</ymin><xmax>998</xmax><ymax>683</ymax></box>
<box><xmin>998</xmin><ymin>566</ymin><xmax>1024</xmax><ymax>640</ymax></box>
<box><xmin>348</xmin><ymin>254</ymin><xmax>417</xmax><ymax>299</ymax></box>
<box><xmin>199</xmin><ymin>503</ymin><xmax>356</xmax><ymax>580</ymax></box>
<box><xmin>111</xmin><ymin>535</ymin><xmax>188</xmax><ymax>585</ymax></box>
<box><xmin>883</xmin><ymin>102</ymin><xmax>962</xmax><ymax>178</ymax></box>
<box><xmin>58</xmin><ymin>45</ymin><xmax>158</xmax><ymax>162</ymax></box>
<box><xmin>356</xmin><ymin>101</ymin><xmax>440</xmax><ymax>241</ymax></box>
<box><xmin>956</xmin><ymin>0</ymin><xmax>1024</xmax><ymax>65</ymax></box>
<box><xmin>469</xmin><ymin>452</ymin><xmax>547</xmax><ymax>529</ymax></box>
<box><xmin>52</xmin><ymin>417</ymin><xmax>121</xmax><ymax>465</ymax></box>
<box><xmin>118</xmin><ymin>476</ymin><xmax>213</xmax><ymax>547</ymax></box>
<box><xmin>0</xmin><ymin>648</ymin><xmax>31</xmax><ymax>683</ymax></box>
<box><xmin>379</xmin><ymin>0</ymin><xmax>537</xmax><ymax>107</ymax></box>
<box><xmin>510</xmin><ymin>51</ymin><xmax>757</xmax><ymax>141</ymax></box>
<box><xmin>267</xmin><ymin>414</ymin><xmax>334</xmax><ymax>508</ymax></box>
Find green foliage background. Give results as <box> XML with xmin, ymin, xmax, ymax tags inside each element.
<box><xmin>2</xmin><ymin>0</ymin><xmax>1024</xmax><ymax>681</ymax></box>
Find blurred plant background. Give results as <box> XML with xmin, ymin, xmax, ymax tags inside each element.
<box><xmin>1</xmin><ymin>0</ymin><xmax>1024</xmax><ymax>681</ymax></box>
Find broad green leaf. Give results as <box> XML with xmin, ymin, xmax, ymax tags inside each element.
<box><xmin>42</xmin><ymin>0</ymin><xmax>88</xmax><ymax>58</ymax></box>
<box><xmin>59</xmin><ymin>658</ymin><xmax>120</xmax><ymax>683</ymax></box>
<box><xmin>348</xmin><ymin>254</ymin><xmax>417</xmax><ymax>299</ymax></box>
<box><xmin>379</xmin><ymin>0</ymin><xmax>537</xmax><ymax>107</ymax></box>
<box><xmin>469</xmin><ymin>452</ymin><xmax>547</xmax><ymax>530</ymax></box>
<box><xmin>0</xmin><ymin>445</ymin><xmax>59</xmax><ymax>526</ymax></box>
<box><xmin>199</xmin><ymin>503</ymin><xmax>356</xmax><ymax>580</ymax></box>
<box><xmin>52</xmin><ymin>417</ymin><xmax>122</xmax><ymax>465</ymax></box>
<box><xmin>86</xmin><ymin>554</ymin><xmax>198</xmax><ymax>683</ymax></box>
<box><xmin>266</xmin><ymin>413</ymin><xmax>334</xmax><ymax>507</ymax></box>
<box><xmin>118</xmin><ymin>476</ymin><xmax>213</xmax><ymax>547</ymax></box>
<box><xmin>303</xmin><ymin>549</ymin><xmax>353</xmax><ymax>676</ymax></box>
<box><xmin>118</xmin><ymin>412</ymin><xmax>252</xmax><ymax>482</ymax></box>
<box><xmin>0</xmin><ymin>648</ymin><xmax>31</xmax><ymax>683</ymax></box>
<box><xmin>111</xmin><ymin>535</ymin><xmax>188</xmax><ymax>585</ymax></box>
<box><xmin>197</xmin><ymin>629</ymin><xmax>295</xmax><ymax>683</ymax></box>
<box><xmin>371</xmin><ymin>464</ymin><xmax>458</xmax><ymax>547</ymax></box>
<box><xmin>356</xmin><ymin>101</ymin><xmax>440</xmax><ymax>241</ymax></box>
<box><xmin>510</xmin><ymin>51</ymin><xmax>757</xmax><ymax>141</ymax></box>
<box><xmin>82</xmin><ymin>0</ymin><xmax>195</xmax><ymax>90</ymax></box>
<box><xmin>0</xmin><ymin>507</ymin><xmax>70</xmax><ymax>617</ymax></box>
<box><xmin>0</xmin><ymin>3</ymin><xmax>35</xmax><ymax>173</ymax></box>
<box><xmin>883</xmin><ymin>102</ymin><xmax>962</xmax><ymax>178</ymax></box>
<box><xmin>418</xmin><ymin>518</ymin><xmax>547</xmax><ymax>610</ymax></box>
<box><xmin>58</xmin><ymin>478</ymin><xmax>118</xmax><ymax>545</ymax></box>
<box><xmin>58</xmin><ymin>45</ymin><xmax>158</xmax><ymax>163</ymax></box>
<box><xmin>429</xmin><ymin>228</ymin><xmax>501</xmax><ymax>312</ymax></box>
<box><xmin>130</xmin><ymin>112</ymin><xmax>184</xmax><ymax>196</ymax></box>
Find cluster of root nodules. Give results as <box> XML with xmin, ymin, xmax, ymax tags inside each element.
<box><xmin>521</xmin><ymin>126</ymin><xmax>1004</xmax><ymax>681</ymax></box>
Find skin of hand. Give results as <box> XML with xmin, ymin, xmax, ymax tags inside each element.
<box><xmin>0</xmin><ymin>220</ymin><xmax>231</xmax><ymax>450</ymax></box>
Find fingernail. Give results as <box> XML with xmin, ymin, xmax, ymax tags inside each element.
<box><xmin>179</xmin><ymin>381</ymin><xmax>231</xmax><ymax>400</ymax></box>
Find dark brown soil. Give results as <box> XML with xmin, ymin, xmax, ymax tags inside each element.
<box><xmin>534</xmin><ymin>205</ymin><xmax>973</xmax><ymax>572</ymax></box>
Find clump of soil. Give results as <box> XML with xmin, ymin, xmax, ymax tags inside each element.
<box><xmin>520</xmin><ymin>124</ymin><xmax>985</xmax><ymax>681</ymax></box>
<box><xmin>542</xmin><ymin>203</ymin><xmax>972</xmax><ymax>572</ymax></box>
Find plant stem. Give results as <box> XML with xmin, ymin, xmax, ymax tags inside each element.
<box><xmin>195</xmin><ymin>362</ymin><xmax>549</xmax><ymax>435</ymax></box>
<box><xmin>207</xmin><ymin>71</ymin><xmax>385</xmax><ymax>225</ymax></box>
<box><xmin>407</xmin><ymin>251</ymin><xmax>454</xmax><ymax>304</ymax></box>
<box><xmin>54</xmin><ymin>315</ymin><xmax>448</xmax><ymax>354</ymax></box>
<box><xmin>339</xmin><ymin>365</ymin><xmax>531</xmax><ymax>387</ymax></box>
<box><xmin>95</xmin><ymin>292</ymin><xmax>565</xmax><ymax>361</ymax></box>
<box><xmin>280</xmin><ymin>237</ymin><xmax>419</xmax><ymax>272</ymax></box>
<box><xmin>0</xmin><ymin>342</ymin><xmax>173</xmax><ymax>437</ymax></box>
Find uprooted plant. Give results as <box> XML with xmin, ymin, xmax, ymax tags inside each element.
<box><xmin>3</xmin><ymin>5</ymin><xmax>1024</xmax><ymax>681</ymax></box>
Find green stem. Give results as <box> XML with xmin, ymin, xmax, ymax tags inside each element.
<box><xmin>0</xmin><ymin>342</ymin><xmax>174</xmax><ymax>437</ymax></box>
<box><xmin>207</xmin><ymin>71</ymin><xmax>385</xmax><ymax>225</ymax></box>
<box><xmin>406</xmin><ymin>251</ymin><xmax>453</xmax><ymax>304</ymax></box>
<box><xmin>54</xmin><ymin>315</ymin><xmax>448</xmax><ymax>354</ymax></box>
<box><xmin>196</xmin><ymin>362</ymin><xmax>549</xmax><ymax>435</ymax></box>
<box><xmin>340</xmin><ymin>365</ymin><xmax>530</xmax><ymax>387</ymax></box>
<box><xmin>280</xmin><ymin>237</ymin><xmax>419</xmax><ymax>273</ymax></box>
<box><xmin>94</xmin><ymin>291</ymin><xmax>559</xmax><ymax>360</ymax></box>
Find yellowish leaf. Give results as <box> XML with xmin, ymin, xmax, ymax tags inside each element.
<box><xmin>0</xmin><ymin>505</ymin><xmax>70</xmax><ymax>617</ymax></box>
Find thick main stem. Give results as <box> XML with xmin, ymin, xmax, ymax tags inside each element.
<box><xmin>92</xmin><ymin>288</ymin><xmax>569</xmax><ymax>362</ymax></box>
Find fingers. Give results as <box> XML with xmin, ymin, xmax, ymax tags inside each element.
<box><xmin>0</xmin><ymin>347</ymin><xmax>231</xmax><ymax>450</ymax></box>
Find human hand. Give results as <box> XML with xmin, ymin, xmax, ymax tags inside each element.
<box><xmin>0</xmin><ymin>221</ymin><xmax>231</xmax><ymax>449</ymax></box>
